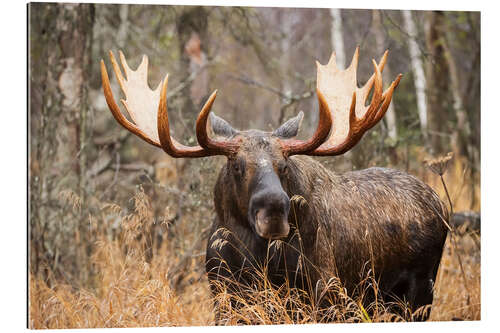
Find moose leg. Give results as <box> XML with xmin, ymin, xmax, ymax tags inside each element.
<box><xmin>410</xmin><ymin>258</ymin><xmax>442</xmax><ymax>321</ymax></box>
<box><xmin>410</xmin><ymin>277</ymin><xmax>434</xmax><ymax>321</ymax></box>
<box><xmin>385</xmin><ymin>268</ymin><xmax>436</xmax><ymax>321</ymax></box>
<box><xmin>382</xmin><ymin>271</ymin><xmax>412</xmax><ymax>319</ymax></box>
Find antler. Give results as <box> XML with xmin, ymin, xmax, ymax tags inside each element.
<box><xmin>280</xmin><ymin>89</ymin><xmax>333</xmax><ymax>156</ymax></box>
<box><xmin>100</xmin><ymin>50</ymin><xmax>239</xmax><ymax>158</ymax></box>
<box><xmin>305</xmin><ymin>47</ymin><xmax>402</xmax><ymax>156</ymax></box>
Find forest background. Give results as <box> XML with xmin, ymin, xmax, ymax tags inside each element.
<box><xmin>11</xmin><ymin>0</ymin><xmax>496</xmax><ymax>329</ymax></box>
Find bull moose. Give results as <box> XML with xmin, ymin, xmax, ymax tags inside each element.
<box><xmin>100</xmin><ymin>47</ymin><xmax>449</xmax><ymax>322</ymax></box>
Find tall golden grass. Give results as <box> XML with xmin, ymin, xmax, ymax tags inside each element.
<box><xmin>28</xmin><ymin>156</ymin><xmax>480</xmax><ymax>328</ymax></box>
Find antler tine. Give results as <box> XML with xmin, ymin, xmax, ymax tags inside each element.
<box><xmin>360</xmin><ymin>59</ymin><xmax>383</xmax><ymax>127</ymax></box>
<box><xmin>195</xmin><ymin>91</ymin><xmax>240</xmax><ymax>154</ymax></box>
<box><xmin>157</xmin><ymin>76</ymin><xmax>211</xmax><ymax>157</ymax></box>
<box><xmin>119</xmin><ymin>50</ymin><xmax>134</xmax><ymax>80</ymax></box>
<box><xmin>155</xmin><ymin>64</ymin><xmax>241</xmax><ymax>158</ymax></box>
<box><xmin>358</xmin><ymin>50</ymin><xmax>388</xmax><ymax>107</ymax></box>
<box><xmin>196</xmin><ymin>90</ymin><xmax>218</xmax><ymax>149</ymax></box>
<box><xmin>109</xmin><ymin>51</ymin><xmax>126</xmax><ymax>93</ymax></box>
<box><xmin>378</xmin><ymin>50</ymin><xmax>388</xmax><ymax>72</ymax></box>
<box><xmin>368</xmin><ymin>73</ymin><xmax>402</xmax><ymax>129</ymax></box>
<box><xmin>280</xmin><ymin>89</ymin><xmax>333</xmax><ymax>156</ymax></box>
<box><xmin>347</xmin><ymin>46</ymin><xmax>359</xmax><ymax>71</ymax></box>
<box><xmin>305</xmin><ymin>48</ymin><xmax>402</xmax><ymax>156</ymax></box>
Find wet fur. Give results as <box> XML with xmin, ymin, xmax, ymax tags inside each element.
<box><xmin>206</xmin><ymin>154</ymin><xmax>448</xmax><ymax>322</ymax></box>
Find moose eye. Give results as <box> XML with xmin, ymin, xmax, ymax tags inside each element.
<box><xmin>232</xmin><ymin>158</ymin><xmax>245</xmax><ymax>177</ymax></box>
<box><xmin>278</xmin><ymin>162</ymin><xmax>288</xmax><ymax>176</ymax></box>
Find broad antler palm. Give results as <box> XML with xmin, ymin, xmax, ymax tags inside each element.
<box><xmin>302</xmin><ymin>47</ymin><xmax>402</xmax><ymax>156</ymax></box>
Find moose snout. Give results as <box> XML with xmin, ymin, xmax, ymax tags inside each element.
<box><xmin>249</xmin><ymin>190</ymin><xmax>290</xmax><ymax>239</ymax></box>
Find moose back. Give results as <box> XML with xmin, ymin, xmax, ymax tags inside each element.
<box><xmin>100</xmin><ymin>47</ymin><xmax>448</xmax><ymax>322</ymax></box>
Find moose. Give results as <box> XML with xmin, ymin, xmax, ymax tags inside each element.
<box><xmin>100</xmin><ymin>47</ymin><xmax>449</xmax><ymax>322</ymax></box>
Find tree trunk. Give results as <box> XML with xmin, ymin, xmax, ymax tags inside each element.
<box><xmin>402</xmin><ymin>10</ymin><xmax>428</xmax><ymax>143</ymax></box>
<box><xmin>116</xmin><ymin>4</ymin><xmax>129</xmax><ymax>49</ymax></box>
<box><xmin>424</xmin><ymin>11</ymin><xmax>450</xmax><ymax>154</ymax></box>
<box><xmin>175</xmin><ymin>6</ymin><xmax>209</xmax><ymax>143</ymax></box>
<box><xmin>275</xmin><ymin>8</ymin><xmax>300</xmax><ymax>127</ymax></box>
<box><xmin>56</xmin><ymin>3</ymin><xmax>94</xmax><ymax>197</ymax></box>
<box><xmin>462</xmin><ymin>12</ymin><xmax>480</xmax><ymax>174</ymax></box>
<box><xmin>330</xmin><ymin>8</ymin><xmax>346</xmax><ymax>69</ymax></box>
<box><xmin>443</xmin><ymin>12</ymin><xmax>480</xmax><ymax>177</ymax></box>
<box><xmin>443</xmin><ymin>35</ymin><xmax>470</xmax><ymax>157</ymax></box>
<box><xmin>173</xmin><ymin>6</ymin><xmax>210</xmax><ymax>219</ymax></box>
<box><xmin>29</xmin><ymin>3</ymin><xmax>94</xmax><ymax>281</ymax></box>
<box><xmin>442</xmin><ymin>16</ymin><xmax>480</xmax><ymax>209</ymax></box>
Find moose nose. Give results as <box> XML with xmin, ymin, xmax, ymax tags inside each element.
<box><xmin>249</xmin><ymin>190</ymin><xmax>290</xmax><ymax>239</ymax></box>
<box><xmin>250</xmin><ymin>190</ymin><xmax>290</xmax><ymax>217</ymax></box>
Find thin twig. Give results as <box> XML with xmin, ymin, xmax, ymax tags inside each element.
<box><xmin>167</xmin><ymin>63</ymin><xmax>210</xmax><ymax>99</ymax></box>
<box><xmin>440</xmin><ymin>175</ymin><xmax>453</xmax><ymax>216</ymax></box>
<box><xmin>226</xmin><ymin>73</ymin><xmax>286</xmax><ymax>98</ymax></box>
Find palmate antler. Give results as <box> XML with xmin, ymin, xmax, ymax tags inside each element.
<box><xmin>101</xmin><ymin>50</ymin><xmax>242</xmax><ymax>157</ymax></box>
<box><xmin>100</xmin><ymin>50</ymin><xmax>332</xmax><ymax>158</ymax></box>
<box><xmin>301</xmin><ymin>47</ymin><xmax>402</xmax><ymax>156</ymax></box>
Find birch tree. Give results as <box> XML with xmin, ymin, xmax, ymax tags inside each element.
<box><xmin>116</xmin><ymin>4</ymin><xmax>129</xmax><ymax>49</ymax></box>
<box><xmin>330</xmin><ymin>8</ymin><xmax>345</xmax><ymax>69</ymax></box>
<box><xmin>402</xmin><ymin>10</ymin><xmax>428</xmax><ymax>141</ymax></box>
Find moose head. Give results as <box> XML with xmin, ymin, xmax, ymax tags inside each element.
<box><xmin>100</xmin><ymin>48</ymin><xmax>401</xmax><ymax>240</ymax></box>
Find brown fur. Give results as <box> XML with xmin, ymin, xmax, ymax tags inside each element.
<box><xmin>205</xmin><ymin>132</ymin><xmax>448</xmax><ymax>322</ymax></box>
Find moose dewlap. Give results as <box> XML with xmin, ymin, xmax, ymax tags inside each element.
<box><xmin>100</xmin><ymin>47</ymin><xmax>447</xmax><ymax>323</ymax></box>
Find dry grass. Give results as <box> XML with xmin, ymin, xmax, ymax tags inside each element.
<box><xmin>430</xmin><ymin>230</ymin><xmax>481</xmax><ymax>321</ymax></box>
<box><xmin>28</xmin><ymin>231</ymin><xmax>480</xmax><ymax>328</ymax></box>
<box><xmin>29</xmin><ymin>188</ymin><xmax>214</xmax><ymax>328</ymax></box>
<box><xmin>29</xmin><ymin>203</ymin><xmax>480</xmax><ymax>328</ymax></box>
<box><xmin>28</xmin><ymin>155</ymin><xmax>480</xmax><ymax>328</ymax></box>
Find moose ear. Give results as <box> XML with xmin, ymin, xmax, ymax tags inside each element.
<box><xmin>209</xmin><ymin>112</ymin><xmax>238</xmax><ymax>138</ymax></box>
<box><xmin>273</xmin><ymin>111</ymin><xmax>304</xmax><ymax>139</ymax></box>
